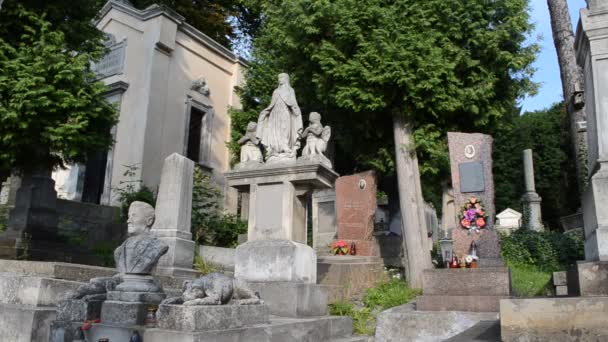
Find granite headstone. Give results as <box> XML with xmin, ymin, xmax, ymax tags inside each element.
<box><xmin>447</xmin><ymin>132</ymin><xmax>500</xmax><ymax>259</ymax></box>
<box><xmin>334</xmin><ymin>171</ymin><xmax>378</xmax><ymax>256</ymax></box>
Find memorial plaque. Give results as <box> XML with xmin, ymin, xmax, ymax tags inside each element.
<box><xmin>458</xmin><ymin>161</ymin><xmax>485</xmax><ymax>193</ymax></box>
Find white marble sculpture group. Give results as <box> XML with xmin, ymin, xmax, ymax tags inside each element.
<box><xmin>236</xmin><ymin>73</ymin><xmax>332</xmax><ymax>169</ymax></box>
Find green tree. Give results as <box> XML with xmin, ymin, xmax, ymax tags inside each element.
<box><xmin>130</xmin><ymin>0</ymin><xmax>263</xmax><ymax>49</ymax></box>
<box><xmin>494</xmin><ymin>102</ymin><xmax>579</xmax><ymax>228</ymax></box>
<box><xmin>0</xmin><ymin>6</ymin><xmax>117</xmax><ymax>175</ymax></box>
<box><xmin>0</xmin><ymin>0</ymin><xmax>107</xmax><ymax>53</ymax></box>
<box><xmin>232</xmin><ymin>0</ymin><xmax>537</xmax><ymax>286</ymax></box>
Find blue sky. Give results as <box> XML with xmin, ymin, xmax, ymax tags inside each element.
<box><xmin>520</xmin><ymin>0</ymin><xmax>587</xmax><ymax>113</ymax></box>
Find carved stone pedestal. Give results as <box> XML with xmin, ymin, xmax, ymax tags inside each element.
<box><xmin>225</xmin><ymin>162</ymin><xmax>338</xmax><ymax>243</ymax></box>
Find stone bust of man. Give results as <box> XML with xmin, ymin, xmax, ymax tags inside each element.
<box><xmin>114</xmin><ymin>201</ymin><xmax>168</xmax><ymax>274</ymax></box>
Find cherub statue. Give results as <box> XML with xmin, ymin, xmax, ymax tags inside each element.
<box><xmin>299</xmin><ymin>112</ymin><xmax>332</xmax><ymax>168</ymax></box>
<box><xmin>235</xmin><ymin>122</ymin><xmax>263</xmax><ymax>169</ymax></box>
<box><xmin>160</xmin><ymin>273</ymin><xmax>261</xmax><ymax>306</ymax></box>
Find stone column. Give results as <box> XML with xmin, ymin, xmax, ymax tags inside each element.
<box><xmin>576</xmin><ymin>5</ymin><xmax>608</xmax><ymax>261</ymax></box>
<box><xmin>151</xmin><ymin>153</ymin><xmax>196</xmax><ymax>276</ymax></box>
<box><xmin>521</xmin><ymin>149</ymin><xmax>543</xmax><ymax>231</ymax></box>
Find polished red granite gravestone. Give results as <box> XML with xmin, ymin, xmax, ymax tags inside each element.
<box><xmin>334</xmin><ymin>171</ymin><xmax>379</xmax><ymax>256</ymax></box>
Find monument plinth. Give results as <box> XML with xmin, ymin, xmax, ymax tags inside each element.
<box><xmin>226</xmin><ymin>162</ymin><xmax>338</xmax><ymax>243</ymax></box>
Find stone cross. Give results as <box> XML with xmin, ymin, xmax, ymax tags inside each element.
<box><xmin>521</xmin><ymin>149</ymin><xmax>543</xmax><ymax>231</ymax></box>
<box><xmin>151</xmin><ymin>153</ymin><xmax>196</xmax><ymax>276</ymax></box>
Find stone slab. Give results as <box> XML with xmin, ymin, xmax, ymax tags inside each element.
<box><xmin>556</xmin><ymin>285</ymin><xmax>568</xmax><ymax>296</ymax></box>
<box><xmin>375</xmin><ymin>302</ymin><xmax>498</xmax><ymax>342</ymax></box>
<box><xmin>157</xmin><ymin>303</ymin><xmax>269</xmax><ymax>332</ymax></box>
<box><xmin>0</xmin><ymin>260</ymin><xmax>115</xmax><ymax>282</ymax></box>
<box><xmin>443</xmin><ymin>320</ymin><xmax>500</xmax><ymax>342</ymax></box>
<box><xmin>568</xmin><ymin>261</ymin><xmax>608</xmax><ymax>296</ymax></box>
<box><xmin>334</xmin><ymin>172</ymin><xmax>377</xmax><ymax>255</ymax></box>
<box><xmin>317</xmin><ymin>256</ymin><xmax>385</xmax><ymax>299</ymax></box>
<box><xmin>422</xmin><ymin>268</ymin><xmax>510</xmax><ymax>296</ymax></box>
<box><xmin>0</xmin><ymin>273</ymin><xmax>82</xmax><ymax>306</ymax></box>
<box><xmin>500</xmin><ymin>297</ymin><xmax>608</xmax><ymax>341</ymax></box>
<box><xmin>100</xmin><ymin>300</ymin><xmax>149</xmax><ymax>326</ymax></box>
<box><xmin>417</xmin><ymin>295</ymin><xmax>506</xmax><ymax>312</ymax></box>
<box><xmin>447</xmin><ymin>132</ymin><xmax>496</xmax><ymax>228</ymax></box>
<box><xmin>145</xmin><ymin>315</ymin><xmax>354</xmax><ymax>342</ymax></box>
<box><xmin>0</xmin><ymin>303</ymin><xmax>57</xmax><ymax>342</ymax></box>
<box><xmin>452</xmin><ymin>228</ymin><xmax>501</xmax><ymax>259</ymax></box>
<box><xmin>246</xmin><ymin>281</ymin><xmax>329</xmax><ymax>317</ymax></box>
<box><xmin>235</xmin><ymin>239</ymin><xmax>317</xmax><ymax>284</ymax></box>
<box><xmin>199</xmin><ymin>245</ymin><xmax>235</xmax><ymax>272</ymax></box>
<box><xmin>56</xmin><ymin>299</ymin><xmax>103</xmax><ymax>322</ymax></box>
<box><xmin>49</xmin><ymin>320</ymin><xmax>83</xmax><ymax>342</ymax></box>
<box><xmin>553</xmin><ymin>271</ymin><xmax>567</xmax><ymax>286</ymax></box>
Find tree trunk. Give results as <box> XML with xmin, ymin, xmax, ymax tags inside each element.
<box><xmin>392</xmin><ymin>111</ymin><xmax>432</xmax><ymax>288</ymax></box>
<box><xmin>548</xmin><ymin>0</ymin><xmax>587</xmax><ymax>189</ymax></box>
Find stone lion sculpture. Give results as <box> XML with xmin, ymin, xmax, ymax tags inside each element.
<box><xmin>161</xmin><ymin>273</ymin><xmax>261</xmax><ymax>306</ymax></box>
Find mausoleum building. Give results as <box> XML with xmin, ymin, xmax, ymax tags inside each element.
<box><xmin>51</xmin><ymin>0</ymin><xmax>246</xmax><ymax>208</ymax></box>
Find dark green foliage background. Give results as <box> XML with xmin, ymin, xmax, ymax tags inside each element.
<box><xmin>230</xmin><ymin>0</ymin><xmax>538</xmax><ymax>210</ymax></box>
<box><xmin>493</xmin><ymin>102</ymin><xmax>579</xmax><ymax>228</ymax></box>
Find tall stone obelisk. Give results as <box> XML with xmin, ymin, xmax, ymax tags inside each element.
<box><xmin>521</xmin><ymin>149</ymin><xmax>543</xmax><ymax>231</ymax></box>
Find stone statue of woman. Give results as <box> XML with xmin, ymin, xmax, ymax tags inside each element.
<box><xmin>256</xmin><ymin>73</ymin><xmax>303</xmax><ymax>163</ymax></box>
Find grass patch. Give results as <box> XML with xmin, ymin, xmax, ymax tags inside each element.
<box><xmin>509</xmin><ymin>263</ymin><xmax>552</xmax><ymax>297</ymax></box>
<box><xmin>328</xmin><ymin>279</ymin><xmax>420</xmax><ymax>336</ymax></box>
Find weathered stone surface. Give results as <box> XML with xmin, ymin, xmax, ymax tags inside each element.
<box><xmin>501</xmin><ymin>297</ymin><xmax>608</xmax><ymax>341</ymax></box>
<box><xmin>116</xmin><ymin>202</ymin><xmax>169</xmax><ymax>274</ymax></box>
<box><xmin>553</xmin><ymin>271</ymin><xmax>568</xmax><ymax>286</ymax></box>
<box><xmin>225</xmin><ymin>163</ymin><xmax>338</xmax><ymax>244</ymax></box>
<box><xmin>556</xmin><ymin>285</ymin><xmax>568</xmax><ymax>296</ymax></box>
<box><xmin>199</xmin><ymin>245</ymin><xmax>235</xmax><ymax>271</ymax></box>
<box><xmin>100</xmin><ymin>300</ymin><xmax>149</xmax><ymax>326</ymax></box>
<box><xmin>49</xmin><ymin>320</ymin><xmax>83</xmax><ymax>342</ymax></box>
<box><xmin>145</xmin><ymin>315</ymin><xmax>353</xmax><ymax>342</ymax></box>
<box><xmin>452</xmin><ymin>228</ymin><xmax>501</xmax><ymax>260</ymax></box>
<box><xmin>299</xmin><ymin>112</ymin><xmax>332</xmax><ymax>168</ymax></box>
<box><xmin>151</xmin><ymin>153</ymin><xmax>196</xmax><ymax>271</ymax></box>
<box><xmin>0</xmin><ymin>274</ymin><xmax>81</xmax><ymax>306</ymax></box>
<box><xmin>246</xmin><ymin>281</ymin><xmax>328</xmax><ymax>317</ymax></box>
<box><xmin>107</xmin><ymin>290</ymin><xmax>166</xmax><ymax>304</ymax></box>
<box><xmin>235</xmin><ymin>240</ymin><xmax>317</xmax><ymax>284</ymax></box>
<box><xmin>0</xmin><ymin>303</ymin><xmax>57</xmax><ymax>342</ymax></box>
<box><xmin>569</xmin><ymin>261</ymin><xmax>608</xmax><ymax>296</ymax></box>
<box><xmin>417</xmin><ymin>295</ymin><xmax>506</xmax><ymax>312</ymax></box>
<box><xmin>157</xmin><ymin>303</ymin><xmax>269</xmax><ymax>331</ymax></box>
<box><xmin>317</xmin><ymin>256</ymin><xmax>385</xmax><ymax>299</ymax></box>
<box><xmin>312</xmin><ymin>189</ymin><xmax>337</xmax><ymax>254</ymax></box>
<box><xmin>334</xmin><ymin>171</ymin><xmax>377</xmax><ymax>256</ymax></box>
<box><xmin>448</xmin><ymin>133</ymin><xmax>496</xmax><ymax>226</ymax></box>
<box><xmin>375</xmin><ymin>302</ymin><xmax>498</xmax><ymax>342</ymax></box>
<box><xmin>56</xmin><ymin>299</ymin><xmax>103</xmax><ymax>321</ymax></box>
<box><xmin>256</xmin><ymin>73</ymin><xmax>303</xmax><ymax>164</ymax></box>
<box><xmin>0</xmin><ymin>260</ymin><xmax>115</xmax><ymax>282</ymax></box>
<box><xmin>422</xmin><ymin>268</ymin><xmax>510</xmax><ymax>296</ymax></box>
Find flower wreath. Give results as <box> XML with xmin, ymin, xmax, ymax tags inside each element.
<box><xmin>459</xmin><ymin>196</ymin><xmax>487</xmax><ymax>233</ymax></box>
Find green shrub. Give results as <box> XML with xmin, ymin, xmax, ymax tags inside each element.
<box><xmin>193</xmin><ymin>255</ymin><xmax>217</xmax><ymax>275</ymax></box>
<box><xmin>501</xmin><ymin>229</ymin><xmax>583</xmax><ymax>272</ymax></box>
<box><xmin>0</xmin><ymin>205</ymin><xmax>9</xmax><ymax>232</ymax></box>
<box><xmin>113</xmin><ymin>164</ymin><xmax>156</xmax><ymax>220</ymax></box>
<box><xmin>92</xmin><ymin>242</ymin><xmax>119</xmax><ymax>267</ymax></box>
<box><xmin>363</xmin><ymin>279</ymin><xmax>421</xmax><ymax>310</ymax></box>
<box><xmin>329</xmin><ymin>279</ymin><xmax>419</xmax><ymax>336</ymax></box>
<box><xmin>192</xmin><ymin>167</ymin><xmax>247</xmax><ymax>247</ymax></box>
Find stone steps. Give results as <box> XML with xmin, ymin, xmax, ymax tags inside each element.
<box><xmin>417</xmin><ymin>295</ymin><xmax>507</xmax><ymax>312</ymax></box>
<box><xmin>422</xmin><ymin>268</ymin><xmax>510</xmax><ymax>296</ymax></box>
<box><xmin>444</xmin><ymin>320</ymin><xmax>500</xmax><ymax>342</ymax></box>
<box><xmin>0</xmin><ymin>273</ymin><xmax>81</xmax><ymax>306</ymax></box>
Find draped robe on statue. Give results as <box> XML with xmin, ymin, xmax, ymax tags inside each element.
<box><xmin>256</xmin><ymin>84</ymin><xmax>303</xmax><ymax>158</ymax></box>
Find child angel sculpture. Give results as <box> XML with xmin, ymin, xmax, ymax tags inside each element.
<box><xmin>300</xmin><ymin>112</ymin><xmax>332</xmax><ymax>168</ymax></box>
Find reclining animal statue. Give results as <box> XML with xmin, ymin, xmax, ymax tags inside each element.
<box><xmin>161</xmin><ymin>273</ymin><xmax>262</xmax><ymax>306</ymax></box>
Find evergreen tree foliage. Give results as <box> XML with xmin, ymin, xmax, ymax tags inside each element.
<box><xmin>130</xmin><ymin>0</ymin><xmax>263</xmax><ymax>49</ymax></box>
<box><xmin>0</xmin><ymin>0</ymin><xmax>107</xmax><ymax>54</ymax></box>
<box><xmin>230</xmin><ymin>0</ymin><xmax>538</xmax><ymax>208</ymax></box>
<box><xmin>494</xmin><ymin>102</ymin><xmax>579</xmax><ymax>229</ymax></box>
<box><xmin>0</xmin><ymin>6</ymin><xmax>117</xmax><ymax>174</ymax></box>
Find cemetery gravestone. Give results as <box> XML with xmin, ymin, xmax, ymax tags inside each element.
<box><xmin>447</xmin><ymin>132</ymin><xmax>500</xmax><ymax>260</ymax></box>
<box><xmin>334</xmin><ymin>171</ymin><xmax>379</xmax><ymax>256</ymax></box>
